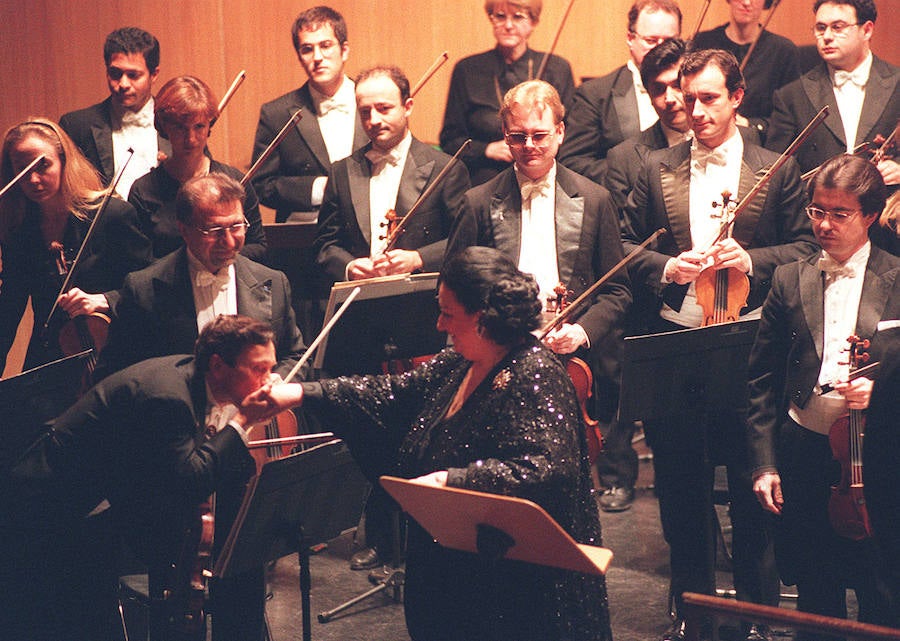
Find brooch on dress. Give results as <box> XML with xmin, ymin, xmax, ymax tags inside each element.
<box><xmin>492</xmin><ymin>368</ymin><xmax>512</xmax><ymax>391</ymax></box>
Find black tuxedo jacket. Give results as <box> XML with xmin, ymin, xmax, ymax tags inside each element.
<box><xmin>747</xmin><ymin>246</ymin><xmax>900</xmax><ymax>474</ymax></box>
<box><xmin>59</xmin><ymin>97</ymin><xmax>171</xmax><ymax>185</ymax></box>
<box><xmin>621</xmin><ymin>132</ymin><xmax>817</xmax><ymax>320</ymax></box>
<box><xmin>314</xmin><ymin>137</ymin><xmax>470</xmax><ymax>283</ymax></box>
<box><xmin>559</xmin><ymin>64</ymin><xmax>641</xmax><ymax>186</ymax></box>
<box><xmin>95</xmin><ymin>249</ymin><xmax>306</xmax><ymax>381</ymax></box>
<box><xmin>446</xmin><ymin>164</ymin><xmax>631</xmax><ymax>408</ymax></box>
<box><xmin>767</xmin><ymin>56</ymin><xmax>900</xmax><ymax>175</ymax></box>
<box><xmin>251</xmin><ymin>83</ymin><xmax>367</xmax><ymax>222</ymax></box>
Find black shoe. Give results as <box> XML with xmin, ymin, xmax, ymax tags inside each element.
<box><xmin>660</xmin><ymin>619</ymin><xmax>686</xmax><ymax>641</ymax></box>
<box><xmin>746</xmin><ymin>624</ymin><xmax>772</xmax><ymax>641</ymax></box>
<box><xmin>598</xmin><ymin>486</ymin><xmax>635</xmax><ymax>512</ymax></box>
<box><xmin>349</xmin><ymin>547</ymin><xmax>380</xmax><ymax>570</ymax></box>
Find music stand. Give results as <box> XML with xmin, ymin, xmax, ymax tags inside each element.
<box><xmin>380</xmin><ymin>476</ymin><xmax>613</xmax><ymax>575</ymax></box>
<box><xmin>312</xmin><ymin>273</ymin><xmax>445</xmax><ymax>376</ymax></box>
<box><xmin>214</xmin><ymin>440</ymin><xmax>369</xmax><ymax>641</ymax></box>
<box><xmin>0</xmin><ymin>350</ymin><xmax>93</xmax><ymax>473</ymax></box>
<box><xmin>619</xmin><ymin>319</ymin><xmax>760</xmax><ymax>423</ymax></box>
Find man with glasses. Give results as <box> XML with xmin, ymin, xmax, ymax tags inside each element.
<box><xmin>93</xmin><ymin>172</ymin><xmax>307</xmax><ymax>382</ymax></box>
<box><xmin>767</xmin><ymin>0</ymin><xmax>899</xmax><ymax>186</ymax></box>
<box><xmin>559</xmin><ymin>0</ymin><xmax>682</xmax><ymax>185</ymax></box>
<box><xmin>747</xmin><ymin>154</ymin><xmax>900</xmax><ymax>637</ymax></box>
<box><xmin>447</xmin><ymin>79</ymin><xmax>630</xmax><ymax>427</ymax></box>
<box><xmin>251</xmin><ymin>6</ymin><xmax>366</xmax><ymax>223</ymax></box>
<box><xmin>621</xmin><ymin>49</ymin><xmax>815</xmax><ymax>641</ymax></box>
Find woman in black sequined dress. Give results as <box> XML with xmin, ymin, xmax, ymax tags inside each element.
<box><xmin>293</xmin><ymin>246</ymin><xmax>612</xmax><ymax>641</ymax></box>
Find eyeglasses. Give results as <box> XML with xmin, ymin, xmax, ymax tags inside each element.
<box><xmin>805</xmin><ymin>206</ymin><xmax>861</xmax><ymax>223</ymax></box>
<box><xmin>194</xmin><ymin>219</ymin><xmax>250</xmax><ymax>238</ymax></box>
<box><xmin>629</xmin><ymin>31</ymin><xmax>670</xmax><ymax>48</ymax></box>
<box><xmin>813</xmin><ymin>22</ymin><xmax>859</xmax><ymax>38</ymax></box>
<box><xmin>489</xmin><ymin>11</ymin><xmax>531</xmax><ymax>25</ymax></box>
<box><xmin>504</xmin><ymin>131</ymin><xmax>553</xmax><ymax>147</ymax></box>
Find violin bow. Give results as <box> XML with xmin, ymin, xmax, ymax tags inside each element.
<box><xmin>43</xmin><ymin>147</ymin><xmax>135</xmax><ymax>332</ymax></box>
<box><xmin>242</xmin><ymin>109</ymin><xmax>303</xmax><ymax>186</ymax></box>
<box><xmin>801</xmin><ymin>140</ymin><xmax>870</xmax><ymax>182</ymax></box>
<box><xmin>870</xmin><ymin>120</ymin><xmax>899</xmax><ymax>165</ymax></box>
<box><xmin>0</xmin><ymin>154</ymin><xmax>46</xmax><ymax>200</ymax></box>
<box><xmin>536</xmin><ymin>0</ymin><xmax>576</xmax><ymax>81</ymax></box>
<box><xmin>383</xmin><ymin>139</ymin><xmax>472</xmax><ymax>252</ymax></box>
<box><xmin>246</xmin><ymin>286</ymin><xmax>362</xmax><ymax>451</ymax></box>
<box><xmin>689</xmin><ymin>0</ymin><xmax>713</xmax><ymax>41</ymax></box>
<box><xmin>211</xmin><ymin>70</ymin><xmax>247</xmax><ymax>126</ymax></box>
<box><xmin>411</xmin><ymin>52</ymin><xmax>449</xmax><ymax>98</ymax></box>
<box><xmin>739</xmin><ymin>0</ymin><xmax>782</xmax><ymax>74</ymax></box>
<box><xmin>539</xmin><ymin>228</ymin><xmax>667</xmax><ymax>339</ymax></box>
<box><xmin>710</xmin><ymin>105</ymin><xmax>829</xmax><ymax>247</ymax></box>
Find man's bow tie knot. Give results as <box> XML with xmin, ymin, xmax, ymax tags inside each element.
<box><xmin>318</xmin><ymin>97</ymin><xmax>351</xmax><ymax>116</ymax></box>
<box><xmin>692</xmin><ymin>145</ymin><xmax>728</xmax><ymax>170</ymax></box>
<box><xmin>817</xmin><ymin>254</ymin><xmax>855</xmax><ymax>279</ymax></box>
<box><xmin>520</xmin><ymin>177</ymin><xmax>551</xmax><ymax>202</ymax></box>
<box><xmin>121</xmin><ymin>109</ymin><xmax>153</xmax><ymax>128</ymax></box>
<box><xmin>834</xmin><ymin>68</ymin><xmax>867</xmax><ymax>89</ymax></box>
<box><xmin>195</xmin><ymin>270</ymin><xmax>231</xmax><ymax>289</ymax></box>
<box><xmin>365</xmin><ymin>147</ymin><xmax>404</xmax><ymax>168</ymax></box>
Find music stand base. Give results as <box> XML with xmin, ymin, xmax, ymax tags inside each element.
<box><xmin>317</xmin><ymin>568</ymin><xmax>404</xmax><ymax>623</ymax></box>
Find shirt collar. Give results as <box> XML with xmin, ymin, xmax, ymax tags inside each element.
<box><xmin>830</xmin><ymin>51</ymin><xmax>873</xmax><ymax>87</ymax></box>
<box><xmin>310</xmin><ymin>76</ymin><xmax>355</xmax><ymax>116</ymax></box>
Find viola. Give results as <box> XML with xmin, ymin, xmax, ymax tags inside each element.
<box><xmin>695</xmin><ymin>191</ymin><xmax>750</xmax><ymax>327</ymax></box>
<box><xmin>249</xmin><ymin>410</ymin><xmax>300</xmax><ymax>474</ymax></box>
<box><xmin>827</xmin><ymin>335</ymin><xmax>873</xmax><ymax>541</ymax></box>
<box><xmin>544</xmin><ymin>283</ymin><xmax>603</xmax><ymax>463</ymax></box>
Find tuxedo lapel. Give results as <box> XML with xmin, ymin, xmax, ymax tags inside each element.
<box><xmin>803</xmin><ymin>65</ymin><xmax>846</xmax><ymax>147</ymax></box>
<box><xmin>856</xmin><ymin>249</ymin><xmax>897</xmax><ymax>340</ymax></box>
<box><xmin>857</xmin><ymin>57</ymin><xmax>899</xmax><ymax>146</ymax></box>
<box><xmin>348</xmin><ymin>151</ymin><xmax>373</xmax><ymax>244</ymax></box>
<box><xmin>294</xmin><ymin>86</ymin><xmax>331</xmax><ymax>169</ymax></box>
<box><xmin>235</xmin><ymin>258</ymin><xmax>274</xmax><ymax>325</ymax></box>
<box><xmin>611</xmin><ymin>68</ymin><xmax>639</xmax><ymax>141</ymax></box>
<box><xmin>799</xmin><ymin>257</ymin><xmax>825</xmax><ymax>363</ymax></box>
<box><xmin>659</xmin><ymin>147</ymin><xmax>692</xmax><ymax>252</ymax></box>
<box><xmin>732</xmin><ymin>145</ymin><xmax>770</xmax><ymax>246</ymax></box>
<box><xmin>554</xmin><ymin>172</ymin><xmax>584</xmax><ymax>286</ymax></box>
<box><xmin>155</xmin><ymin>250</ymin><xmax>200</xmax><ymax>344</ymax></box>
<box><xmin>488</xmin><ymin>174</ymin><xmax>523</xmax><ymax>262</ymax></box>
<box><xmin>93</xmin><ymin>103</ymin><xmax>115</xmax><ymax>179</ymax></box>
<box><xmin>397</xmin><ymin>141</ymin><xmax>434</xmax><ymax>215</ymax></box>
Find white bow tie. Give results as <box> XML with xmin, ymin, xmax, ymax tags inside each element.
<box><xmin>834</xmin><ymin>68</ymin><xmax>867</xmax><ymax>88</ymax></box>
<box><xmin>318</xmin><ymin>96</ymin><xmax>351</xmax><ymax>116</ymax></box>
<box><xmin>121</xmin><ymin>109</ymin><xmax>153</xmax><ymax>128</ymax></box>
<box><xmin>692</xmin><ymin>145</ymin><xmax>728</xmax><ymax>170</ymax></box>
<box><xmin>365</xmin><ymin>147</ymin><xmax>404</xmax><ymax>168</ymax></box>
<box><xmin>520</xmin><ymin>177</ymin><xmax>551</xmax><ymax>202</ymax></box>
<box><xmin>818</xmin><ymin>254</ymin><xmax>856</xmax><ymax>279</ymax></box>
<box><xmin>195</xmin><ymin>269</ymin><xmax>231</xmax><ymax>290</ymax></box>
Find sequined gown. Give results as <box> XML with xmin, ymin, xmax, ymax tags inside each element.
<box><xmin>305</xmin><ymin>338</ymin><xmax>612</xmax><ymax>641</ymax></box>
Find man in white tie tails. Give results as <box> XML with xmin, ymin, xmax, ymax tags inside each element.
<box><xmin>620</xmin><ymin>49</ymin><xmax>816</xmax><ymax>641</ymax></box>
<box><xmin>767</xmin><ymin>0</ymin><xmax>899</xmax><ymax>187</ymax></box>
<box><xmin>314</xmin><ymin>65</ymin><xmax>470</xmax><ymax>284</ymax></box>
<box><xmin>60</xmin><ymin>27</ymin><xmax>169</xmax><ymax>197</ymax></box>
<box><xmin>747</xmin><ymin>153</ymin><xmax>900</xmax><ymax>636</ymax></box>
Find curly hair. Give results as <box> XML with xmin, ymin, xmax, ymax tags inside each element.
<box><xmin>441</xmin><ymin>246</ymin><xmax>541</xmax><ymax>346</ymax></box>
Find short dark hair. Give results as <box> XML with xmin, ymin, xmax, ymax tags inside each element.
<box><xmin>195</xmin><ymin>315</ymin><xmax>275</xmax><ymax>376</ymax></box>
<box><xmin>679</xmin><ymin>48</ymin><xmax>745</xmax><ymax>95</ymax></box>
<box><xmin>355</xmin><ymin>66</ymin><xmax>411</xmax><ymax>102</ymax></box>
<box><xmin>440</xmin><ymin>247</ymin><xmax>542</xmax><ymax>347</ymax></box>
<box><xmin>175</xmin><ymin>173</ymin><xmax>246</xmax><ymax>225</ymax></box>
<box><xmin>813</xmin><ymin>0</ymin><xmax>877</xmax><ymax>24</ymax></box>
<box><xmin>808</xmin><ymin>154</ymin><xmax>886</xmax><ymax>218</ymax></box>
<box><xmin>292</xmin><ymin>6</ymin><xmax>348</xmax><ymax>52</ymax></box>
<box><xmin>627</xmin><ymin>0</ymin><xmax>683</xmax><ymax>33</ymax></box>
<box><xmin>640</xmin><ymin>37</ymin><xmax>686</xmax><ymax>88</ymax></box>
<box><xmin>103</xmin><ymin>27</ymin><xmax>160</xmax><ymax>72</ymax></box>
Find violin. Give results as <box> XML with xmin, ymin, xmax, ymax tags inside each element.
<box><xmin>544</xmin><ymin>283</ymin><xmax>604</xmax><ymax>464</ymax></box>
<box><xmin>827</xmin><ymin>335</ymin><xmax>874</xmax><ymax>541</ymax></box>
<box><xmin>695</xmin><ymin>191</ymin><xmax>750</xmax><ymax>327</ymax></box>
<box><xmin>249</xmin><ymin>410</ymin><xmax>300</xmax><ymax>474</ymax></box>
<box><xmin>165</xmin><ymin>500</ymin><xmax>215</xmax><ymax>640</ymax></box>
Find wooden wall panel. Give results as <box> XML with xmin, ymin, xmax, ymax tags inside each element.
<box><xmin>0</xmin><ymin>0</ymin><xmax>897</xmax><ymax>378</ymax></box>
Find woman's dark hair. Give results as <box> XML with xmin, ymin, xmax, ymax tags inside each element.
<box><xmin>440</xmin><ymin>246</ymin><xmax>542</xmax><ymax>346</ymax></box>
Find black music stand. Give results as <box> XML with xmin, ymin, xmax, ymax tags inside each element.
<box><xmin>618</xmin><ymin>319</ymin><xmax>760</xmax><ymax>622</ymax></box>
<box><xmin>214</xmin><ymin>440</ymin><xmax>369</xmax><ymax>641</ymax></box>
<box><xmin>0</xmin><ymin>350</ymin><xmax>92</xmax><ymax>474</ymax></box>
<box><xmin>313</xmin><ymin>273</ymin><xmax>445</xmax><ymax>377</ymax></box>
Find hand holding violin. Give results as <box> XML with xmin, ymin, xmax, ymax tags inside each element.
<box><xmin>664</xmin><ymin>249</ymin><xmax>708</xmax><ymax>285</ymax></box>
<box><xmin>237</xmin><ymin>381</ymin><xmax>304</xmax><ymax>429</ymax></box>
<box><xmin>833</xmin><ymin>375</ymin><xmax>873</xmax><ymax>411</ymax></box>
<box><xmin>875</xmin><ymin>158</ymin><xmax>900</xmax><ymax>186</ymax></box>
<box><xmin>57</xmin><ymin>287</ymin><xmax>110</xmax><ymax>317</ymax></box>
<box><xmin>371</xmin><ymin>248</ymin><xmax>424</xmax><ymax>275</ymax></box>
<box><xmin>543</xmin><ymin>322</ymin><xmax>588</xmax><ymax>354</ymax></box>
<box><xmin>703</xmin><ymin>238</ymin><xmax>752</xmax><ymax>274</ymax></box>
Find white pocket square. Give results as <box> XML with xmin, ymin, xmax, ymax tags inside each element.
<box><xmin>876</xmin><ymin>320</ymin><xmax>900</xmax><ymax>332</ymax></box>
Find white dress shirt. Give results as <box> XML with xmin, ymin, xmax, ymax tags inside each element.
<box><xmin>111</xmin><ymin>98</ymin><xmax>159</xmax><ymax>198</ymax></box>
<box><xmin>187</xmin><ymin>250</ymin><xmax>238</xmax><ymax>333</ymax></box>
<box><xmin>627</xmin><ymin>59</ymin><xmax>659</xmax><ymax>132</ymax></box>
<box><xmin>516</xmin><ymin>163</ymin><xmax>560</xmax><ymax>306</ymax></box>
<box><xmin>367</xmin><ymin>132</ymin><xmax>412</xmax><ymax>256</ymax></box>
<box><xmin>830</xmin><ymin>52</ymin><xmax>873</xmax><ymax>153</ymax></box>
<box><xmin>310</xmin><ymin>76</ymin><xmax>357</xmax><ymax>206</ymax></box>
